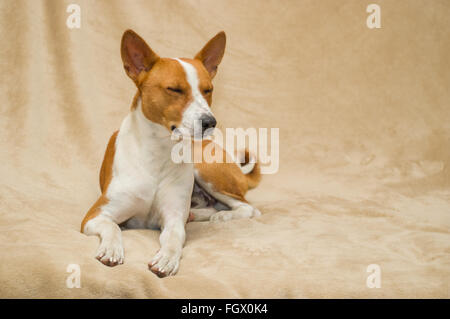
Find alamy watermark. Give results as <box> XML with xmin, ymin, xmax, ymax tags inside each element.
<box><xmin>66</xmin><ymin>263</ymin><xmax>81</xmax><ymax>288</ymax></box>
<box><xmin>66</xmin><ymin>4</ymin><xmax>81</xmax><ymax>29</ymax></box>
<box><xmin>170</xmin><ymin>121</ymin><xmax>279</xmax><ymax>174</ymax></box>
<box><xmin>366</xmin><ymin>4</ymin><xmax>381</xmax><ymax>29</ymax></box>
<box><xmin>366</xmin><ymin>264</ymin><xmax>381</xmax><ymax>288</ymax></box>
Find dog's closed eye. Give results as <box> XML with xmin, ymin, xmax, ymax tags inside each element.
<box><xmin>166</xmin><ymin>87</ymin><xmax>183</xmax><ymax>94</ymax></box>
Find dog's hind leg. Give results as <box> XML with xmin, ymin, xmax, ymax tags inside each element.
<box><xmin>189</xmin><ymin>207</ymin><xmax>217</xmax><ymax>222</ymax></box>
<box><xmin>208</xmin><ymin>193</ymin><xmax>261</xmax><ymax>222</ymax></box>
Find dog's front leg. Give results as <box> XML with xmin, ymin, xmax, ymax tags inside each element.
<box><xmin>148</xmin><ymin>166</ymin><xmax>193</xmax><ymax>277</ymax></box>
<box><xmin>149</xmin><ymin>219</ymin><xmax>186</xmax><ymax>277</ymax></box>
<box><xmin>82</xmin><ymin>195</ymin><xmax>138</xmax><ymax>267</ymax></box>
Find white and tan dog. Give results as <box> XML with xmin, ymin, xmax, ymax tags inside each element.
<box><xmin>81</xmin><ymin>30</ymin><xmax>261</xmax><ymax>277</ymax></box>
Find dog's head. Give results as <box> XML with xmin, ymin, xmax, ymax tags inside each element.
<box><xmin>121</xmin><ymin>29</ymin><xmax>226</xmax><ymax>139</ymax></box>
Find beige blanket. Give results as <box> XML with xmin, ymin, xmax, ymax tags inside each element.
<box><xmin>0</xmin><ymin>0</ymin><xmax>449</xmax><ymax>298</ymax></box>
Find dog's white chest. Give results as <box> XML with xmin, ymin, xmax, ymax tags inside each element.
<box><xmin>103</xmin><ymin>107</ymin><xmax>193</xmax><ymax>228</ymax></box>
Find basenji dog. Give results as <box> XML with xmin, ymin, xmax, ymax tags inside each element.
<box><xmin>81</xmin><ymin>29</ymin><xmax>261</xmax><ymax>277</ymax></box>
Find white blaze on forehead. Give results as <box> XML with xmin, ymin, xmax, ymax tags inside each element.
<box><xmin>174</xmin><ymin>58</ymin><xmax>211</xmax><ymax>112</ymax></box>
<box><xmin>173</xmin><ymin>58</ymin><xmax>214</xmax><ymax>130</ymax></box>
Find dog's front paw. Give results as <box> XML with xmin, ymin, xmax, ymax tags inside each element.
<box><xmin>148</xmin><ymin>249</ymin><xmax>181</xmax><ymax>277</ymax></box>
<box><xmin>95</xmin><ymin>238</ymin><xmax>124</xmax><ymax>267</ymax></box>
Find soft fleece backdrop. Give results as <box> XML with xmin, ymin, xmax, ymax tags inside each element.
<box><xmin>0</xmin><ymin>0</ymin><xmax>449</xmax><ymax>298</ymax></box>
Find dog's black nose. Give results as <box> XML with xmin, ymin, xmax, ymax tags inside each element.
<box><xmin>200</xmin><ymin>115</ymin><xmax>217</xmax><ymax>134</ymax></box>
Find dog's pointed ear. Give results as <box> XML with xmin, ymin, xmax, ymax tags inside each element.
<box><xmin>121</xmin><ymin>29</ymin><xmax>159</xmax><ymax>84</ymax></box>
<box><xmin>194</xmin><ymin>31</ymin><xmax>226</xmax><ymax>79</ymax></box>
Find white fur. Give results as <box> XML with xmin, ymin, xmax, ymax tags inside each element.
<box><xmin>174</xmin><ymin>58</ymin><xmax>214</xmax><ymax>137</ymax></box>
<box><xmin>84</xmin><ymin>98</ymin><xmax>194</xmax><ymax>275</ymax></box>
<box><xmin>84</xmin><ymin>215</ymin><xmax>124</xmax><ymax>264</ymax></box>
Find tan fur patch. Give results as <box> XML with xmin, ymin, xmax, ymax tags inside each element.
<box><xmin>81</xmin><ymin>131</ymin><xmax>118</xmax><ymax>232</ymax></box>
<box><xmin>139</xmin><ymin>58</ymin><xmax>192</xmax><ymax>131</ymax></box>
<box><xmin>80</xmin><ymin>195</ymin><xmax>109</xmax><ymax>232</ymax></box>
<box><xmin>194</xmin><ymin>140</ymin><xmax>249</xmax><ymax>202</ymax></box>
<box><xmin>99</xmin><ymin>131</ymin><xmax>118</xmax><ymax>193</ymax></box>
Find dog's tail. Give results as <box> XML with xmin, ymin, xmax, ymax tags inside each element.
<box><xmin>237</xmin><ymin>149</ymin><xmax>261</xmax><ymax>190</ymax></box>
